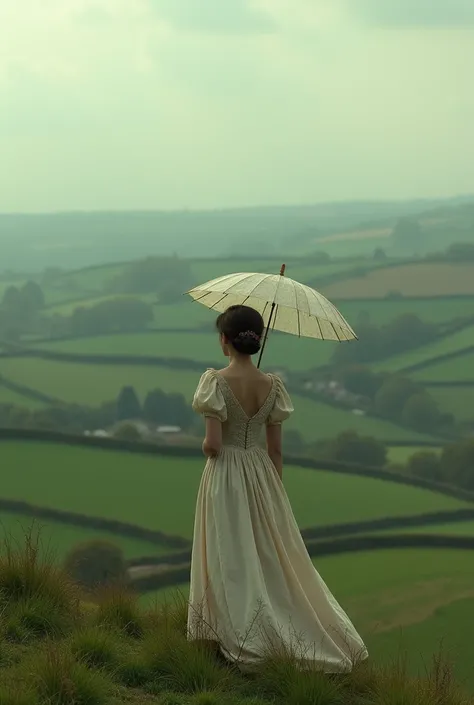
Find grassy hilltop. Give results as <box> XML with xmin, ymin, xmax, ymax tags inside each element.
<box><xmin>0</xmin><ymin>531</ymin><xmax>472</xmax><ymax>705</ymax></box>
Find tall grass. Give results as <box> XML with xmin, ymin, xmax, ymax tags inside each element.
<box><xmin>0</xmin><ymin>530</ymin><xmax>471</xmax><ymax>704</ymax></box>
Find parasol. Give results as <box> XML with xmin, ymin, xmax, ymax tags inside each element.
<box><xmin>185</xmin><ymin>264</ymin><xmax>357</xmax><ymax>368</ymax></box>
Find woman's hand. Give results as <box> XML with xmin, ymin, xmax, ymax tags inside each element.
<box><xmin>202</xmin><ymin>439</ymin><xmax>219</xmax><ymax>458</ymax></box>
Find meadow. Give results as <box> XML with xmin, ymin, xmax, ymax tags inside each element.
<box><xmin>139</xmin><ymin>548</ymin><xmax>474</xmax><ymax>690</ymax></box>
<box><xmin>413</xmin><ymin>353</ymin><xmax>474</xmax><ymax>382</ymax></box>
<box><xmin>428</xmin><ymin>386</ymin><xmax>474</xmax><ymax>421</ymax></box>
<box><xmin>0</xmin><ymin>511</ymin><xmax>162</xmax><ymax>560</ymax></box>
<box><xmin>322</xmin><ymin>262</ymin><xmax>474</xmax><ymax>299</ymax></box>
<box><xmin>334</xmin><ymin>296</ymin><xmax>474</xmax><ymax>325</ymax></box>
<box><xmin>386</xmin><ymin>445</ymin><xmax>440</xmax><ymax>464</ymax></box>
<box><xmin>0</xmin><ymin>441</ymin><xmax>470</xmax><ymax>542</ymax></box>
<box><xmin>0</xmin><ymin>384</ymin><xmax>46</xmax><ymax>408</ymax></box>
<box><xmin>0</xmin><ymin>355</ymin><xmax>437</xmax><ymax>442</ymax></box>
<box><xmin>36</xmin><ymin>330</ymin><xmax>341</xmax><ymax>372</ymax></box>
<box><xmin>374</xmin><ymin>324</ymin><xmax>474</xmax><ymax>373</ymax></box>
<box><xmin>0</xmin><ymin>357</ymin><xmax>201</xmax><ymax>406</ymax></box>
<box><xmin>1</xmin><ymin>539</ymin><xmax>472</xmax><ymax>705</ymax></box>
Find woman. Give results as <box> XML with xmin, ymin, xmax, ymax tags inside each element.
<box><xmin>187</xmin><ymin>304</ymin><xmax>368</xmax><ymax>670</ymax></box>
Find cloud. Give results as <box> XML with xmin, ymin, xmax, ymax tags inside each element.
<box><xmin>346</xmin><ymin>0</ymin><xmax>474</xmax><ymax>27</ymax></box>
<box><xmin>149</xmin><ymin>0</ymin><xmax>274</xmax><ymax>34</ymax></box>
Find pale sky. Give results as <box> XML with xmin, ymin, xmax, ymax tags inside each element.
<box><xmin>1</xmin><ymin>0</ymin><xmax>473</xmax><ymax>212</ymax></box>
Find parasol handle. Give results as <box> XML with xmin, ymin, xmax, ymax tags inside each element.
<box><xmin>257</xmin><ymin>264</ymin><xmax>285</xmax><ymax>369</ymax></box>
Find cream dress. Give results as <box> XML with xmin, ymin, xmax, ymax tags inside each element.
<box><xmin>187</xmin><ymin>368</ymin><xmax>368</xmax><ymax>671</ymax></box>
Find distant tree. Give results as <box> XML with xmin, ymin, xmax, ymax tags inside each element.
<box><xmin>407</xmin><ymin>451</ymin><xmax>443</xmax><ymax>482</ymax></box>
<box><xmin>143</xmin><ymin>389</ymin><xmax>167</xmax><ymax>424</ymax></box>
<box><xmin>373</xmin><ymin>376</ymin><xmax>419</xmax><ymax>420</ymax></box>
<box><xmin>70</xmin><ymin>297</ymin><xmax>153</xmax><ymax>336</ymax></box>
<box><xmin>391</xmin><ymin>218</ymin><xmax>423</xmax><ymax>246</ymax></box>
<box><xmin>116</xmin><ymin>386</ymin><xmax>142</xmax><ymax>421</ymax></box>
<box><xmin>64</xmin><ymin>541</ymin><xmax>127</xmax><ymax>589</ymax></box>
<box><xmin>332</xmin><ymin>324</ymin><xmax>382</xmax><ymax>365</ymax></box>
<box><xmin>143</xmin><ymin>388</ymin><xmax>193</xmax><ymax>428</ymax></box>
<box><xmin>1</xmin><ymin>285</ymin><xmax>21</xmax><ymax>308</ymax></box>
<box><xmin>382</xmin><ymin>314</ymin><xmax>436</xmax><ymax>355</ymax></box>
<box><xmin>21</xmin><ymin>281</ymin><xmax>45</xmax><ymax>310</ymax></box>
<box><xmin>337</xmin><ymin>365</ymin><xmax>383</xmax><ymax>399</ymax></box>
<box><xmin>445</xmin><ymin>242</ymin><xmax>474</xmax><ymax>261</ymax></box>
<box><xmin>313</xmin><ymin>430</ymin><xmax>387</xmax><ymax>468</ymax></box>
<box><xmin>373</xmin><ymin>247</ymin><xmax>387</xmax><ymax>261</ymax></box>
<box><xmin>113</xmin><ymin>421</ymin><xmax>142</xmax><ymax>442</ymax></box>
<box><xmin>109</xmin><ymin>256</ymin><xmax>193</xmax><ymax>302</ymax></box>
<box><xmin>401</xmin><ymin>393</ymin><xmax>441</xmax><ymax>432</ymax></box>
<box><xmin>440</xmin><ymin>439</ymin><xmax>474</xmax><ymax>490</ymax></box>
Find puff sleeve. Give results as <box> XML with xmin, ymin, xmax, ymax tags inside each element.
<box><xmin>192</xmin><ymin>370</ymin><xmax>227</xmax><ymax>422</ymax></box>
<box><xmin>267</xmin><ymin>376</ymin><xmax>294</xmax><ymax>426</ymax></box>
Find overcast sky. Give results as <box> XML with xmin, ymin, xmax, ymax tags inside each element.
<box><xmin>1</xmin><ymin>0</ymin><xmax>473</xmax><ymax>212</ymax></box>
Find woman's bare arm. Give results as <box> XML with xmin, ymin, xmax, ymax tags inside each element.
<box><xmin>266</xmin><ymin>423</ymin><xmax>283</xmax><ymax>479</ymax></box>
<box><xmin>202</xmin><ymin>417</ymin><xmax>222</xmax><ymax>457</ymax></box>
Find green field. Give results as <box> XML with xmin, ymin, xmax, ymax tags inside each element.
<box><xmin>0</xmin><ymin>511</ymin><xmax>163</xmax><ymax>560</ymax></box>
<box><xmin>386</xmin><ymin>445</ymin><xmax>441</xmax><ymax>464</ymax></box>
<box><xmin>0</xmin><ymin>356</ymin><xmax>435</xmax><ymax>442</ymax></box>
<box><xmin>335</xmin><ymin>297</ymin><xmax>474</xmax><ymax>326</ymax></box>
<box><xmin>323</xmin><ymin>263</ymin><xmax>474</xmax><ymax>299</ymax></box>
<box><xmin>289</xmin><ymin>395</ymin><xmax>436</xmax><ymax>442</ymax></box>
<box><xmin>49</xmin><ymin>264</ymin><xmax>126</xmax><ymax>297</ymax></box>
<box><xmin>374</xmin><ymin>324</ymin><xmax>474</xmax><ymax>373</ymax></box>
<box><xmin>139</xmin><ymin>548</ymin><xmax>474</xmax><ymax>689</ymax></box>
<box><xmin>0</xmin><ymin>442</ymin><xmax>469</xmax><ymax>541</ymax></box>
<box><xmin>36</xmin><ymin>330</ymin><xmax>340</xmax><ymax>372</ymax></box>
<box><xmin>382</xmin><ymin>522</ymin><xmax>474</xmax><ymax>536</ymax></box>
<box><xmin>0</xmin><ymin>384</ymin><xmax>46</xmax><ymax>408</ymax></box>
<box><xmin>413</xmin><ymin>352</ymin><xmax>474</xmax><ymax>382</ymax></box>
<box><xmin>0</xmin><ymin>357</ymin><xmax>201</xmax><ymax>406</ymax></box>
<box><xmin>428</xmin><ymin>386</ymin><xmax>474</xmax><ymax>421</ymax></box>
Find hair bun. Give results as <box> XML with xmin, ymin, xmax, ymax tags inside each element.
<box><xmin>232</xmin><ymin>329</ymin><xmax>261</xmax><ymax>355</ymax></box>
<box><xmin>237</xmin><ymin>330</ymin><xmax>261</xmax><ymax>343</ymax></box>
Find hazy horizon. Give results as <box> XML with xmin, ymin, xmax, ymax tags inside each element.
<box><xmin>2</xmin><ymin>0</ymin><xmax>474</xmax><ymax>213</ymax></box>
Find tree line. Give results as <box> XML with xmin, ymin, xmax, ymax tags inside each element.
<box><xmin>403</xmin><ymin>439</ymin><xmax>474</xmax><ymax>493</ymax></box>
<box><xmin>0</xmin><ymin>384</ymin><xmax>195</xmax><ymax>436</ymax></box>
<box><xmin>331</xmin><ymin>313</ymin><xmax>438</xmax><ymax>366</ymax></box>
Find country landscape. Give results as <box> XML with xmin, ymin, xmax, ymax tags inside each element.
<box><xmin>1</xmin><ymin>199</ymin><xmax>474</xmax><ymax>703</ymax></box>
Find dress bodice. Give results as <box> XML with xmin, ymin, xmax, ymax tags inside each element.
<box><xmin>192</xmin><ymin>369</ymin><xmax>293</xmax><ymax>450</ymax></box>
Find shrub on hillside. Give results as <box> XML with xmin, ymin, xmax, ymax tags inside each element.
<box><xmin>406</xmin><ymin>451</ymin><xmax>443</xmax><ymax>482</ymax></box>
<box><xmin>64</xmin><ymin>540</ymin><xmax>127</xmax><ymax>590</ymax></box>
<box><xmin>112</xmin><ymin>421</ymin><xmax>142</xmax><ymax>442</ymax></box>
<box><xmin>401</xmin><ymin>393</ymin><xmax>441</xmax><ymax>433</ymax></box>
<box><xmin>312</xmin><ymin>430</ymin><xmax>387</xmax><ymax>468</ymax></box>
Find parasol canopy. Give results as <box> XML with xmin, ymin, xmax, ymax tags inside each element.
<box><xmin>186</xmin><ymin>265</ymin><xmax>356</xmax><ymax>342</ymax></box>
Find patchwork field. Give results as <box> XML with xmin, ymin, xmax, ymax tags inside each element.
<box><xmin>335</xmin><ymin>296</ymin><xmax>474</xmax><ymax>325</ymax></box>
<box><xmin>413</xmin><ymin>352</ymin><xmax>474</xmax><ymax>382</ymax></box>
<box><xmin>322</xmin><ymin>263</ymin><xmax>474</xmax><ymax>299</ymax></box>
<box><xmin>0</xmin><ymin>384</ymin><xmax>46</xmax><ymax>408</ymax></box>
<box><xmin>428</xmin><ymin>386</ymin><xmax>474</xmax><ymax>421</ymax></box>
<box><xmin>386</xmin><ymin>445</ymin><xmax>441</xmax><ymax>464</ymax></box>
<box><xmin>0</xmin><ymin>511</ymin><xmax>163</xmax><ymax>560</ymax></box>
<box><xmin>0</xmin><ymin>356</ymin><xmax>436</xmax><ymax>442</ymax></box>
<box><xmin>0</xmin><ymin>357</ymin><xmax>201</xmax><ymax>405</ymax></box>
<box><xmin>0</xmin><ymin>441</ymin><xmax>468</xmax><ymax>542</ymax></box>
<box><xmin>374</xmin><ymin>324</ymin><xmax>474</xmax><ymax>373</ymax></box>
<box><xmin>35</xmin><ymin>330</ymin><xmax>341</xmax><ymax>372</ymax></box>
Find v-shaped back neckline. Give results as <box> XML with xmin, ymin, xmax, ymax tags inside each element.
<box><xmin>211</xmin><ymin>369</ymin><xmax>276</xmax><ymax>421</ymax></box>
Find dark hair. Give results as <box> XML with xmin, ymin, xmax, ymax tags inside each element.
<box><xmin>216</xmin><ymin>305</ymin><xmax>265</xmax><ymax>355</ymax></box>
